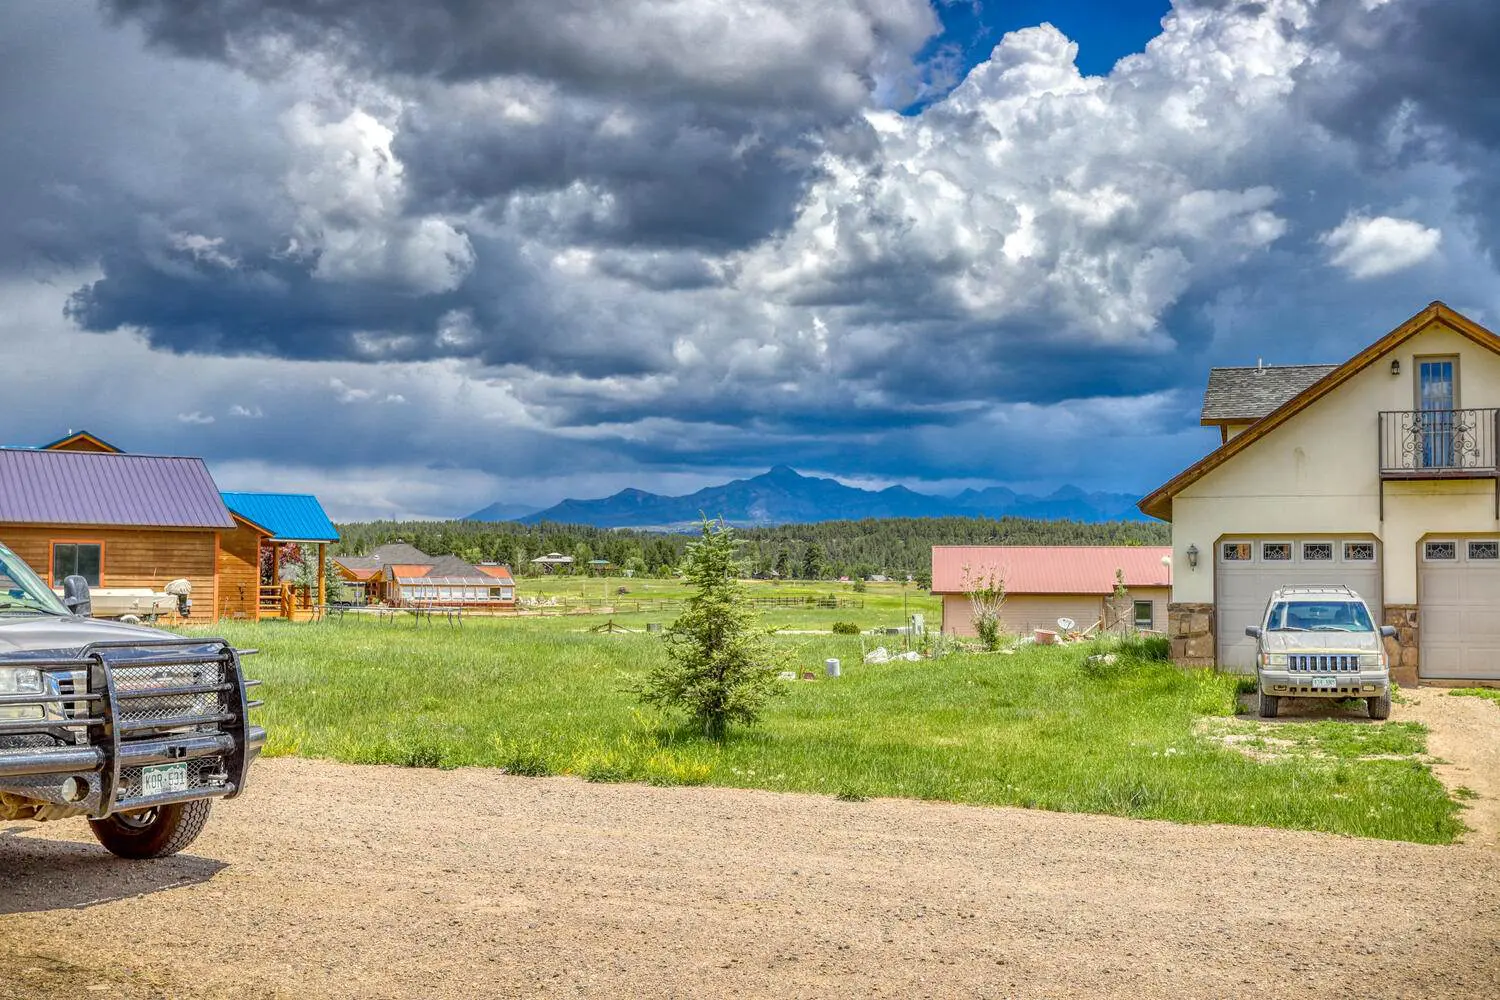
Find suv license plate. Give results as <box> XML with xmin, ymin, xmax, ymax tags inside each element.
<box><xmin>1309</xmin><ymin>676</ymin><xmax>1339</xmax><ymax>691</ymax></box>
<box><xmin>141</xmin><ymin>762</ymin><xmax>189</xmax><ymax>796</ymax></box>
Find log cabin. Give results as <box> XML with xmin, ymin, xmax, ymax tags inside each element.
<box><xmin>0</xmin><ymin>447</ymin><xmax>239</xmax><ymax>623</ymax></box>
<box><xmin>219</xmin><ymin>492</ymin><xmax>340</xmax><ymax>621</ymax></box>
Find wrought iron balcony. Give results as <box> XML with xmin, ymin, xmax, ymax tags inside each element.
<box><xmin>1378</xmin><ymin>408</ymin><xmax>1500</xmax><ymax>479</ymax></box>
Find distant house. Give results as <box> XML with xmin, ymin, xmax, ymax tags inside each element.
<box><xmin>334</xmin><ymin>544</ymin><xmax>516</xmax><ymax>608</ymax></box>
<box><xmin>530</xmin><ymin>552</ymin><xmax>575</xmax><ymax>573</ymax></box>
<box><xmin>220</xmin><ymin>492</ymin><xmax>340</xmax><ymax>621</ymax></box>
<box><xmin>931</xmin><ymin>546</ymin><xmax>1173</xmax><ymax>637</ymax></box>
<box><xmin>0</xmin><ymin>446</ymin><xmax>239</xmax><ymax>622</ymax></box>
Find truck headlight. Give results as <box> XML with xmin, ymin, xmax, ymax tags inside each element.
<box><xmin>1261</xmin><ymin>653</ymin><xmax>1288</xmax><ymax>667</ymax></box>
<box><xmin>0</xmin><ymin>667</ymin><xmax>45</xmax><ymax>721</ymax></box>
<box><xmin>0</xmin><ymin>667</ymin><xmax>43</xmax><ymax>695</ymax></box>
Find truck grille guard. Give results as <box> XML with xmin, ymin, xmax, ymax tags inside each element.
<box><xmin>0</xmin><ymin>638</ymin><xmax>264</xmax><ymax>818</ymax></box>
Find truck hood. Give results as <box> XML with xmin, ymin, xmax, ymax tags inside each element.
<box><xmin>1261</xmin><ymin>630</ymin><xmax>1381</xmax><ymax>655</ymax></box>
<box><xmin>0</xmin><ymin>614</ymin><xmax>184</xmax><ymax>654</ymax></box>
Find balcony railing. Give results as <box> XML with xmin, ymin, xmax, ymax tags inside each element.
<box><xmin>1379</xmin><ymin>408</ymin><xmax>1500</xmax><ymax>479</ymax></box>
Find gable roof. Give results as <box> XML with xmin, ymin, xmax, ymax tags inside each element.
<box><xmin>931</xmin><ymin>546</ymin><xmax>1172</xmax><ymax>595</ymax></box>
<box><xmin>476</xmin><ymin>564</ymin><xmax>516</xmax><ymax>582</ymax></box>
<box><xmin>221</xmin><ymin>492</ymin><xmax>339</xmax><ymax>543</ymax></box>
<box><xmin>42</xmin><ymin>430</ymin><xmax>124</xmax><ymax>454</ymax></box>
<box><xmin>0</xmin><ymin>448</ymin><xmax>234</xmax><ymax>529</ymax></box>
<box><xmin>386</xmin><ymin>563</ymin><xmax>433</xmax><ymax>579</ymax></box>
<box><xmin>367</xmin><ymin>543</ymin><xmax>433</xmax><ymax>565</ymax></box>
<box><xmin>1140</xmin><ymin>301</ymin><xmax>1500</xmax><ymax>521</ymax></box>
<box><xmin>1200</xmin><ymin>365</ymin><xmax>1338</xmax><ymax>424</ymax></box>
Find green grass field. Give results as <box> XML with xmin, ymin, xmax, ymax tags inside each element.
<box><xmin>175</xmin><ymin>592</ymin><xmax>1464</xmax><ymax>845</ymax></box>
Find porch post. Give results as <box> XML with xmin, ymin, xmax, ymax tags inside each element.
<box><xmin>317</xmin><ymin>543</ymin><xmax>327</xmax><ymax>614</ymax></box>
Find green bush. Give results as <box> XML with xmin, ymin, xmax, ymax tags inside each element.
<box><xmin>830</xmin><ymin>621</ymin><xmax>860</xmax><ymax>635</ymax></box>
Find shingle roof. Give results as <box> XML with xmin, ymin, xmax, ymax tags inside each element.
<box><xmin>0</xmin><ymin>448</ymin><xmax>234</xmax><ymax>528</ymax></box>
<box><xmin>368</xmin><ymin>543</ymin><xmax>433</xmax><ymax>565</ymax></box>
<box><xmin>221</xmin><ymin>492</ymin><xmax>339</xmax><ymax>543</ymax></box>
<box><xmin>931</xmin><ymin>546</ymin><xmax>1173</xmax><ymax>595</ymax></box>
<box><xmin>1200</xmin><ymin>365</ymin><xmax>1337</xmax><ymax>423</ymax></box>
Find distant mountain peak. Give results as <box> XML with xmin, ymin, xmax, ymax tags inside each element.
<box><xmin>465</xmin><ymin>467</ymin><xmax>1149</xmax><ymax>528</ymax></box>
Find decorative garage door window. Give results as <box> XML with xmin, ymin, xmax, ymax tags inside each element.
<box><xmin>1222</xmin><ymin>542</ymin><xmax>1252</xmax><ymax>561</ymax></box>
<box><xmin>1344</xmin><ymin>542</ymin><xmax>1376</xmax><ymax>561</ymax></box>
<box><xmin>1425</xmin><ymin>541</ymin><xmax>1458</xmax><ymax>561</ymax></box>
<box><xmin>1469</xmin><ymin>541</ymin><xmax>1500</xmax><ymax>560</ymax></box>
<box><xmin>1302</xmin><ymin>542</ymin><xmax>1334</xmax><ymax>561</ymax></box>
<box><xmin>1261</xmin><ymin>542</ymin><xmax>1292</xmax><ymax>561</ymax></box>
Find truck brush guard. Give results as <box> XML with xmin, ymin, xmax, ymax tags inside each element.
<box><xmin>0</xmin><ymin>637</ymin><xmax>265</xmax><ymax>818</ymax></box>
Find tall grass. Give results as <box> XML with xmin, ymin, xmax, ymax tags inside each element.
<box><xmin>185</xmin><ymin>615</ymin><xmax>1463</xmax><ymax>844</ymax></box>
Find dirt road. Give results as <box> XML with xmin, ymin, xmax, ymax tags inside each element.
<box><xmin>2</xmin><ymin>757</ymin><xmax>1497</xmax><ymax>1000</ymax></box>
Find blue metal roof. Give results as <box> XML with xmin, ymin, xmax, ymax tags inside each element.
<box><xmin>221</xmin><ymin>492</ymin><xmax>339</xmax><ymax>543</ymax></box>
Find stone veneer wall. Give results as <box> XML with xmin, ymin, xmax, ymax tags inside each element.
<box><xmin>1169</xmin><ymin>602</ymin><xmax>1216</xmax><ymax>668</ymax></box>
<box><xmin>1383</xmin><ymin>605</ymin><xmax>1420</xmax><ymax>688</ymax></box>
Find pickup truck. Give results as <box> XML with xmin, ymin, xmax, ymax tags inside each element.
<box><xmin>0</xmin><ymin>540</ymin><xmax>264</xmax><ymax>858</ymax></box>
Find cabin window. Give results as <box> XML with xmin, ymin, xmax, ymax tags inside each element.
<box><xmin>1132</xmin><ymin>601</ymin><xmax>1154</xmax><ymax>629</ymax></box>
<box><xmin>51</xmin><ymin>542</ymin><xmax>102</xmax><ymax>586</ymax></box>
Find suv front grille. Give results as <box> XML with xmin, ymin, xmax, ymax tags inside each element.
<box><xmin>1287</xmin><ymin>654</ymin><xmax>1361</xmax><ymax>672</ymax></box>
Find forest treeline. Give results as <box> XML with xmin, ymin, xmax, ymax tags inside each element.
<box><xmin>334</xmin><ymin>516</ymin><xmax>1169</xmax><ymax>583</ymax></box>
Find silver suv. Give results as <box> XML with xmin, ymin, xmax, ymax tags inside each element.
<box><xmin>1244</xmin><ymin>585</ymin><xmax>1396</xmax><ymax>720</ymax></box>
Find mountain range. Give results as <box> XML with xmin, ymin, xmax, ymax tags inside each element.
<box><xmin>463</xmin><ymin>466</ymin><xmax>1149</xmax><ymax>528</ymax></box>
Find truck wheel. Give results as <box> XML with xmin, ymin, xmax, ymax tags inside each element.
<box><xmin>1258</xmin><ymin>691</ymin><xmax>1279</xmax><ymax>719</ymax></box>
<box><xmin>89</xmin><ymin>800</ymin><xmax>213</xmax><ymax>859</ymax></box>
<box><xmin>1367</xmin><ymin>692</ymin><xmax>1392</xmax><ymax>720</ymax></box>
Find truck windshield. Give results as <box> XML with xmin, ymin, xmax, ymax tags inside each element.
<box><xmin>0</xmin><ymin>541</ymin><xmax>69</xmax><ymax>615</ymax></box>
<box><xmin>1266</xmin><ymin>600</ymin><xmax>1374</xmax><ymax>632</ymax></box>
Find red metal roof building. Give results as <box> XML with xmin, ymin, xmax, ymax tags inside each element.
<box><xmin>931</xmin><ymin>546</ymin><xmax>1174</xmax><ymax>637</ymax></box>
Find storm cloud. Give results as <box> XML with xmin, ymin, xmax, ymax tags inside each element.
<box><xmin>5</xmin><ymin>1</ymin><xmax>1500</xmax><ymax>516</ymax></box>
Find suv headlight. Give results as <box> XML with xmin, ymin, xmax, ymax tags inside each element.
<box><xmin>1261</xmin><ymin>653</ymin><xmax>1288</xmax><ymax>667</ymax></box>
<box><xmin>0</xmin><ymin>666</ymin><xmax>45</xmax><ymax>722</ymax></box>
<box><xmin>1359</xmin><ymin>653</ymin><xmax>1385</xmax><ymax>669</ymax></box>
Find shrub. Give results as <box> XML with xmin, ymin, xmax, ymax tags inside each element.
<box><xmin>852</xmin><ymin>579</ymin><xmax>867</xmax><ymax>593</ymax></box>
<box><xmin>831</xmin><ymin>621</ymin><xmax>860</xmax><ymax>635</ymax></box>
<box><xmin>492</xmin><ymin>736</ymin><xmax>553</xmax><ymax>777</ymax></box>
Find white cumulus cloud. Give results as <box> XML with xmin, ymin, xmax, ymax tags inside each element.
<box><xmin>1321</xmin><ymin>214</ymin><xmax>1442</xmax><ymax>279</ymax></box>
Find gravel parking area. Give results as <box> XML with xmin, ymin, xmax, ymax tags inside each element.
<box><xmin>2</xmin><ymin>757</ymin><xmax>1498</xmax><ymax>1000</ymax></box>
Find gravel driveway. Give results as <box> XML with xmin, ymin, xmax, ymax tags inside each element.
<box><xmin>2</xmin><ymin>757</ymin><xmax>1498</xmax><ymax>1000</ymax></box>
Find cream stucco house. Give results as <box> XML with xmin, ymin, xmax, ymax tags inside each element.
<box><xmin>1140</xmin><ymin>302</ymin><xmax>1500</xmax><ymax>685</ymax></box>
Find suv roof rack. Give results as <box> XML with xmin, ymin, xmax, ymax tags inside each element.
<box><xmin>1272</xmin><ymin>585</ymin><xmax>1359</xmax><ymax>596</ymax></box>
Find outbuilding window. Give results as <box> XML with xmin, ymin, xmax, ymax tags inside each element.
<box><xmin>1132</xmin><ymin>600</ymin><xmax>1154</xmax><ymax>629</ymax></box>
<box><xmin>51</xmin><ymin>542</ymin><xmax>102</xmax><ymax>587</ymax></box>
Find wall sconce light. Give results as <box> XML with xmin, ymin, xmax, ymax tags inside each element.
<box><xmin>1186</xmin><ymin>544</ymin><xmax>1199</xmax><ymax>570</ymax></box>
<box><xmin>1390</xmin><ymin>359</ymin><xmax>1401</xmax><ymax>376</ymax></box>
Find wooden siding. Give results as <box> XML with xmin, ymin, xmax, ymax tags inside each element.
<box><xmin>217</xmin><ymin>519</ymin><xmax>265</xmax><ymax>621</ymax></box>
<box><xmin>0</xmin><ymin>524</ymin><xmax>219</xmax><ymax>623</ymax></box>
<box><xmin>45</xmin><ymin>433</ymin><xmax>121</xmax><ymax>453</ymax></box>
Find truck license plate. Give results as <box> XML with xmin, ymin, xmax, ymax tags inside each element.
<box><xmin>1310</xmin><ymin>676</ymin><xmax>1338</xmax><ymax>691</ymax></box>
<box><xmin>141</xmin><ymin>762</ymin><xmax>189</xmax><ymax>796</ymax></box>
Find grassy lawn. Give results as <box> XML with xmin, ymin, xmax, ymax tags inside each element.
<box><xmin>177</xmin><ymin>606</ymin><xmax>1464</xmax><ymax>845</ymax></box>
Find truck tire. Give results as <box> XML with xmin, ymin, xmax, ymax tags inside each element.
<box><xmin>1367</xmin><ymin>692</ymin><xmax>1392</xmax><ymax>720</ymax></box>
<box><xmin>1258</xmin><ymin>691</ymin><xmax>1279</xmax><ymax>719</ymax></box>
<box><xmin>89</xmin><ymin>799</ymin><xmax>213</xmax><ymax>859</ymax></box>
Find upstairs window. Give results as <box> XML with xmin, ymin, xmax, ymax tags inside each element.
<box><xmin>52</xmin><ymin>542</ymin><xmax>102</xmax><ymax>587</ymax></box>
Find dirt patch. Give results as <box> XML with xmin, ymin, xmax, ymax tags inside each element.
<box><xmin>2</xmin><ymin>758</ymin><xmax>1498</xmax><ymax>999</ymax></box>
<box><xmin>1403</xmin><ymin>690</ymin><xmax>1500</xmax><ymax>850</ymax></box>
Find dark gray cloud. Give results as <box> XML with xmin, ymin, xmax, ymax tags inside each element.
<box><xmin>9</xmin><ymin>1</ymin><xmax>1500</xmax><ymax>514</ymax></box>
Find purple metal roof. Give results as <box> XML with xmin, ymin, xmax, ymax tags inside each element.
<box><xmin>0</xmin><ymin>449</ymin><xmax>235</xmax><ymax>529</ymax></box>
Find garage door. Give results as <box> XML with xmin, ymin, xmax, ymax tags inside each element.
<box><xmin>1419</xmin><ymin>539</ymin><xmax>1500</xmax><ymax>681</ymax></box>
<box><xmin>1216</xmin><ymin>538</ymin><xmax>1382</xmax><ymax>671</ymax></box>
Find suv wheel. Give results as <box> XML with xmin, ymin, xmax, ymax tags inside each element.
<box><xmin>89</xmin><ymin>800</ymin><xmax>213</xmax><ymax>859</ymax></box>
<box><xmin>1367</xmin><ymin>692</ymin><xmax>1392</xmax><ymax>720</ymax></box>
<box><xmin>1258</xmin><ymin>690</ymin><xmax>1279</xmax><ymax>719</ymax></box>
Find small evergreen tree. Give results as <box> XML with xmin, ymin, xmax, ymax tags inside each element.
<box><xmin>636</xmin><ymin>518</ymin><xmax>781</xmax><ymax>739</ymax></box>
<box><xmin>802</xmin><ymin>542</ymin><xmax>826</xmax><ymax>580</ymax></box>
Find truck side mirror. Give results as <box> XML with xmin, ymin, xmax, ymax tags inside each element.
<box><xmin>1244</xmin><ymin>626</ymin><xmax>1262</xmax><ymax>639</ymax></box>
<box><xmin>62</xmin><ymin>575</ymin><xmax>92</xmax><ymax>617</ymax></box>
<box><xmin>1380</xmin><ymin>625</ymin><xmax>1397</xmax><ymax>639</ymax></box>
